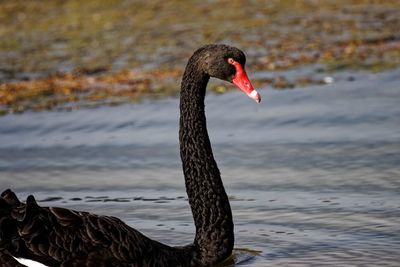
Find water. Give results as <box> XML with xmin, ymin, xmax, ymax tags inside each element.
<box><xmin>1</xmin><ymin>68</ymin><xmax>400</xmax><ymax>266</ymax></box>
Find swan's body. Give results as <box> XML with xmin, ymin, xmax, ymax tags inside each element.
<box><xmin>0</xmin><ymin>44</ymin><xmax>260</xmax><ymax>267</ymax></box>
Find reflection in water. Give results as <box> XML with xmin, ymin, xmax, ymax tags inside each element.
<box><xmin>0</xmin><ymin>68</ymin><xmax>400</xmax><ymax>266</ymax></box>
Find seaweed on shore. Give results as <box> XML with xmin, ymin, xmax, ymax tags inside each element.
<box><xmin>1</xmin><ymin>0</ymin><xmax>399</xmax><ymax>115</ymax></box>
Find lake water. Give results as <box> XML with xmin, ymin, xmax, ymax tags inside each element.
<box><xmin>0</xmin><ymin>68</ymin><xmax>399</xmax><ymax>266</ymax></box>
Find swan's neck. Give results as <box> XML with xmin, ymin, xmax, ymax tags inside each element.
<box><xmin>179</xmin><ymin>63</ymin><xmax>234</xmax><ymax>265</ymax></box>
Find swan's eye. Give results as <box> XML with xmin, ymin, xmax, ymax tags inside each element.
<box><xmin>227</xmin><ymin>58</ymin><xmax>235</xmax><ymax>64</ymax></box>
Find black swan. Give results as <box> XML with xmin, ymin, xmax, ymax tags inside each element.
<box><xmin>0</xmin><ymin>44</ymin><xmax>260</xmax><ymax>267</ymax></box>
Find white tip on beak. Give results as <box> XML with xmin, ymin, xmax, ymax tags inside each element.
<box><xmin>249</xmin><ymin>90</ymin><xmax>261</xmax><ymax>103</ymax></box>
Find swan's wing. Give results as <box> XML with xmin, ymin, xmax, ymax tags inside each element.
<box><xmin>0</xmin><ymin>189</ymin><xmax>181</xmax><ymax>266</ymax></box>
<box><xmin>0</xmin><ymin>251</ymin><xmax>26</xmax><ymax>267</ymax></box>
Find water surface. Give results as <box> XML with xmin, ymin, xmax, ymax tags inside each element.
<box><xmin>1</xmin><ymin>68</ymin><xmax>400</xmax><ymax>266</ymax></box>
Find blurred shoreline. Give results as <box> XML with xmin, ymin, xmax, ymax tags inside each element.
<box><xmin>1</xmin><ymin>0</ymin><xmax>400</xmax><ymax>115</ymax></box>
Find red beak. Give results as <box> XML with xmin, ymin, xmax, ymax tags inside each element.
<box><xmin>229</xmin><ymin>59</ymin><xmax>261</xmax><ymax>103</ymax></box>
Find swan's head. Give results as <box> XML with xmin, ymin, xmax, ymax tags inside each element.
<box><xmin>197</xmin><ymin>44</ymin><xmax>261</xmax><ymax>103</ymax></box>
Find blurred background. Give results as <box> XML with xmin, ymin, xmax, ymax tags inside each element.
<box><xmin>1</xmin><ymin>1</ymin><xmax>400</xmax><ymax>266</ymax></box>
